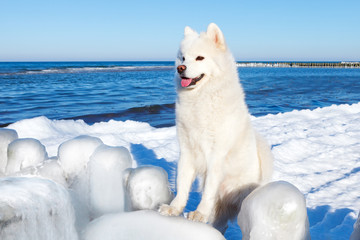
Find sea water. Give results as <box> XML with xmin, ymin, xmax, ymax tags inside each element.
<box><xmin>1</xmin><ymin>62</ymin><xmax>360</xmax><ymax>128</ymax></box>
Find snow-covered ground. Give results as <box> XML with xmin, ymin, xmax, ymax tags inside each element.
<box><xmin>0</xmin><ymin>102</ymin><xmax>359</xmax><ymax>239</ymax></box>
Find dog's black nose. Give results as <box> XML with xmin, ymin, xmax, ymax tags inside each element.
<box><xmin>177</xmin><ymin>65</ymin><xmax>186</xmax><ymax>74</ymax></box>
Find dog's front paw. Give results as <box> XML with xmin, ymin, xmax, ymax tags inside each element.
<box><xmin>158</xmin><ymin>204</ymin><xmax>182</xmax><ymax>217</ymax></box>
<box><xmin>187</xmin><ymin>210</ymin><xmax>208</xmax><ymax>223</ymax></box>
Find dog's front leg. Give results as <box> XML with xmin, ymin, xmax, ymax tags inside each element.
<box><xmin>188</xmin><ymin>158</ymin><xmax>223</xmax><ymax>223</ymax></box>
<box><xmin>159</xmin><ymin>151</ymin><xmax>196</xmax><ymax>216</ymax></box>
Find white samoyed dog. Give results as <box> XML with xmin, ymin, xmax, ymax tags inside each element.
<box><xmin>159</xmin><ymin>23</ymin><xmax>273</xmax><ymax>232</ymax></box>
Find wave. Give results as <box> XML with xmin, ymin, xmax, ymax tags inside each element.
<box><xmin>66</xmin><ymin>103</ymin><xmax>176</xmax><ymax>128</ymax></box>
<box><xmin>0</xmin><ymin>65</ymin><xmax>174</xmax><ymax>76</ymax></box>
<box><xmin>0</xmin><ymin>103</ymin><xmax>176</xmax><ymax>128</ymax></box>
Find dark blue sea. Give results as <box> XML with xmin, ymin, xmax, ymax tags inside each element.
<box><xmin>1</xmin><ymin>61</ymin><xmax>360</xmax><ymax>128</ymax></box>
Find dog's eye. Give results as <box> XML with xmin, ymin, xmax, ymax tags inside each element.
<box><xmin>196</xmin><ymin>56</ymin><xmax>205</xmax><ymax>61</ymax></box>
<box><xmin>182</xmin><ymin>57</ymin><xmax>185</xmax><ymax>61</ymax></box>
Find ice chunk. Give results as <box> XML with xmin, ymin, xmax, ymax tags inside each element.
<box><xmin>6</xmin><ymin>138</ymin><xmax>48</xmax><ymax>175</ymax></box>
<box><xmin>0</xmin><ymin>177</ymin><xmax>78</xmax><ymax>240</ymax></box>
<box><xmin>69</xmin><ymin>188</ymin><xmax>91</xmax><ymax>234</ymax></box>
<box><xmin>82</xmin><ymin>210</ymin><xmax>225</xmax><ymax>240</ymax></box>
<box><xmin>68</xmin><ymin>144</ymin><xmax>132</xmax><ymax>228</ymax></box>
<box><xmin>38</xmin><ymin>158</ymin><xmax>67</xmax><ymax>186</ymax></box>
<box><xmin>123</xmin><ymin>166</ymin><xmax>173</xmax><ymax>211</ymax></box>
<box><xmin>58</xmin><ymin>135</ymin><xmax>103</xmax><ymax>182</ymax></box>
<box><xmin>238</xmin><ymin>181</ymin><xmax>310</xmax><ymax>240</ymax></box>
<box><xmin>68</xmin><ymin>168</ymin><xmax>92</xmax><ymax>231</ymax></box>
<box><xmin>88</xmin><ymin>145</ymin><xmax>132</xmax><ymax>217</ymax></box>
<box><xmin>350</xmin><ymin>212</ymin><xmax>360</xmax><ymax>240</ymax></box>
<box><xmin>12</xmin><ymin>158</ymin><xmax>67</xmax><ymax>187</ymax></box>
<box><xmin>0</xmin><ymin>129</ymin><xmax>18</xmax><ymax>174</ymax></box>
<box><xmin>57</xmin><ymin>135</ymin><xmax>103</xmax><ymax>229</ymax></box>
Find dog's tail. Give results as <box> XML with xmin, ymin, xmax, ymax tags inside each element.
<box><xmin>212</xmin><ymin>132</ymin><xmax>273</xmax><ymax>234</ymax></box>
<box><xmin>212</xmin><ymin>184</ymin><xmax>259</xmax><ymax>234</ymax></box>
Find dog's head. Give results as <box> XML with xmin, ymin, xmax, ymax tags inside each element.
<box><xmin>175</xmin><ymin>23</ymin><xmax>228</xmax><ymax>90</ymax></box>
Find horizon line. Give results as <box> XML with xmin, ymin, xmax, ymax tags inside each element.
<box><xmin>1</xmin><ymin>60</ymin><xmax>359</xmax><ymax>63</ymax></box>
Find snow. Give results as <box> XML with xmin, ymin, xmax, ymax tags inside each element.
<box><xmin>251</xmin><ymin>103</ymin><xmax>360</xmax><ymax>212</ymax></box>
<box><xmin>0</xmin><ymin>102</ymin><xmax>359</xmax><ymax>239</ymax></box>
<box><xmin>238</xmin><ymin>181</ymin><xmax>310</xmax><ymax>240</ymax></box>
<box><xmin>82</xmin><ymin>210</ymin><xmax>225</xmax><ymax>240</ymax></box>
<box><xmin>0</xmin><ymin>177</ymin><xmax>78</xmax><ymax>240</ymax></box>
<box><xmin>124</xmin><ymin>166</ymin><xmax>173</xmax><ymax>211</ymax></box>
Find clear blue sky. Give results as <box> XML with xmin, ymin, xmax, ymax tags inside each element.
<box><xmin>1</xmin><ymin>0</ymin><xmax>359</xmax><ymax>61</ymax></box>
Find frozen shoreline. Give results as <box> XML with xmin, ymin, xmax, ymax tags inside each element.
<box><xmin>1</xmin><ymin>102</ymin><xmax>359</xmax><ymax>239</ymax></box>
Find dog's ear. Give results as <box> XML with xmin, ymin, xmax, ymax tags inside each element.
<box><xmin>184</xmin><ymin>26</ymin><xmax>197</xmax><ymax>37</ymax></box>
<box><xmin>207</xmin><ymin>23</ymin><xmax>226</xmax><ymax>50</ymax></box>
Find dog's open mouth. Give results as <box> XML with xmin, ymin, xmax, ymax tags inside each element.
<box><xmin>181</xmin><ymin>74</ymin><xmax>205</xmax><ymax>88</ymax></box>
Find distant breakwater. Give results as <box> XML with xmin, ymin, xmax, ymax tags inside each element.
<box><xmin>237</xmin><ymin>61</ymin><xmax>360</xmax><ymax>68</ymax></box>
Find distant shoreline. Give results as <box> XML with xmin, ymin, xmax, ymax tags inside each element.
<box><xmin>236</xmin><ymin>61</ymin><xmax>360</xmax><ymax>68</ymax></box>
<box><xmin>1</xmin><ymin>61</ymin><xmax>359</xmax><ymax>68</ymax></box>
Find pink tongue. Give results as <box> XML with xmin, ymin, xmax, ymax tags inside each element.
<box><xmin>181</xmin><ymin>78</ymin><xmax>192</xmax><ymax>87</ymax></box>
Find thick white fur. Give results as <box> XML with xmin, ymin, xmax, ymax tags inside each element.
<box><xmin>159</xmin><ymin>23</ymin><xmax>273</xmax><ymax>227</ymax></box>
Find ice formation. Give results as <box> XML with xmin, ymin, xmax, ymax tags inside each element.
<box><xmin>58</xmin><ymin>135</ymin><xmax>103</xmax><ymax>182</ymax></box>
<box><xmin>82</xmin><ymin>210</ymin><xmax>225</xmax><ymax>240</ymax></box>
<box><xmin>88</xmin><ymin>145</ymin><xmax>132</xmax><ymax>217</ymax></box>
<box><xmin>351</xmin><ymin>212</ymin><xmax>360</xmax><ymax>240</ymax></box>
<box><xmin>123</xmin><ymin>166</ymin><xmax>173</xmax><ymax>211</ymax></box>
<box><xmin>37</xmin><ymin>159</ymin><xmax>67</xmax><ymax>186</ymax></box>
<box><xmin>56</xmin><ymin>135</ymin><xmax>106</xmax><ymax>232</ymax></box>
<box><xmin>1</xmin><ymin>102</ymin><xmax>359</xmax><ymax>239</ymax></box>
<box><xmin>0</xmin><ymin>177</ymin><xmax>78</xmax><ymax>240</ymax></box>
<box><xmin>238</xmin><ymin>181</ymin><xmax>310</xmax><ymax>240</ymax></box>
<box><xmin>6</xmin><ymin>138</ymin><xmax>48</xmax><ymax>175</ymax></box>
<box><xmin>12</xmin><ymin>158</ymin><xmax>67</xmax><ymax>186</ymax></box>
<box><xmin>0</xmin><ymin>128</ymin><xmax>18</xmax><ymax>174</ymax></box>
<box><xmin>59</xmin><ymin>141</ymin><xmax>134</xmax><ymax>230</ymax></box>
